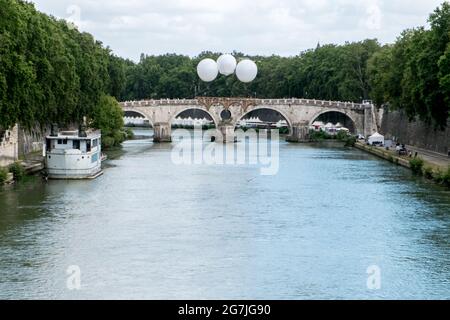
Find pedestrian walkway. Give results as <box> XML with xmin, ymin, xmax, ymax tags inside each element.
<box><xmin>405</xmin><ymin>145</ymin><xmax>450</xmax><ymax>168</ymax></box>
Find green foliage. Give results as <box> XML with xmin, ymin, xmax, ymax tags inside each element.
<box><xmin>432</xmin><ymin>167</ymin><xmax>450</xmax><ymax>187</ymax></box>
<box><xmin>121</xmin><ymin>41</ymin><xmax>381</xmax><ymax>102</ymax></box>
<box><xmin>335</xmin><ymin>130</ymin><xmax>356</xmax><ymax>146</ymax></box>
<box><xmin>8</xmin><ymin>162</ymin><xmax>25</xmax><ymax>181</ymax></box>
<box><xmin>0</xmin><ymin>167</ymin><xmax>8</xmax><ymax>184</ymax></box>
<box><xmin>344</xmin><ymin>135</ymin><xmax>357</xmax><ymax>147</ymax></box>
<box><xmin>336</xmin><ymin>130</ymin><xmax>349</xmax><ymax>140</ymax></box>
<box><xmin>409</xmin><ymin>157</ymin><xmax>425</xmax><ymax>175</ymax></box>
<box><xmin>368</xmin><ymin>2</ymin><xmax>450</xmax><ymax>129</ymax></box>
<box><xmin>90</xmin><ymin>95</ymin><xmax>124</xmax><ymax>148</ymax></box>
<box><xmin>309</xmin><ymin>130</ymin><xmax>332</xmax><ymax>141</ymax></box>
<box><xmin>442</xmin><ymin>167</ymin><xmax>450</xmax><ymax>187</ymax></box>
<box><xmin>278</xmin><ymin>127</ymin><xmax>290</xmax><ymax>135</ymax></box>
<box><xmin>101</xmin><ymin>136</ymin><xmax>116</xmax><ymax>149</ymax></box>
<box><xmin>0</xmin><ymin>0</ymin><xmax>127</xmax><ymax>130</ymax></box>
<box><xmin>124</xmin><ymin>127</ymin><xmax>135</xmax><ymax>140</ymax></box>
<box><xmin>423</xmin><ymin>166</ymin><xmax>434</xmax><ymax>179</ymax></box>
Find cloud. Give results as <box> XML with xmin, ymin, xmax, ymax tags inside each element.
<box><xmin>30</xmin><ymin>0</ymin><xmax>445</xmax><ymax>61</ymax></box>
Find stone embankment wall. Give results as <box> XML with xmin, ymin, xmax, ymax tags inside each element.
<box><xmin>18</xmin><ymin>125</ymin><xmax>50</xmax><ymax>158</ymax></box>
<box><xmin>1</xmin><ymin>124</ymin><xmax>53</xmax><ymax>167</ymax></box>
<box><xmin>380</xmin><ymin>109</ymin><xmax>449</xmax><ymax>155</ymax></box>
<box><xmin>0</xmin><ymin>125</ymin><xmax>19</xmax><ymax>167</ymax></box>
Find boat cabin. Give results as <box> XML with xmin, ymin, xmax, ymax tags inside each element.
<box><xmin>44</xmin><ymin>130</ymin><xmax>103</xmax><ymax>179</ymax></box>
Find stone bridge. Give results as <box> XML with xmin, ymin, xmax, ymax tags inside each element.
<box><xmin>120</xmin><ymin>97</ymin><xmax>377</xmax><ymax>143</ymax></box>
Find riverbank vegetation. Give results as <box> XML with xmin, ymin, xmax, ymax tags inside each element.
<box><xmin>89</xmin><ymin>95</ymin><xmax>126</xmax><ymax>148</ymax></box>
<box><xmin>8</xmin><ymin>162</ymin><xmax>25</xmax><ymax>182</ymax></box>
<box><xmin>410</xmin><ymin>157</ymin><xmax>450</xmax><ymax>187</ymax></box>
<box><xmin>0</xmin><ymin>167</ymin><xmax>7</xmax><ymax>185</ymax></box>
<box><xmin>309</xmin><ymin>130</ymin><xmax>357</xmax><ymax>147</ymax></box>
<box><xmin>409</xmin><ymin>158</ymin><xmax>425</xmax><ymax>175</ymax></box>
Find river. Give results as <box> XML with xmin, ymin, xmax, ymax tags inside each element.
<box><xmin>0</xmin><ymin>128</ymin><xmax>449</xmax><ymax>299</ymax></box>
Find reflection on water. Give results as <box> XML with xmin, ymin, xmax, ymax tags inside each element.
<box><xmin>0</xmin><ymin>128</ymin><xmax>449</xmax><ymax>299</ymax></box>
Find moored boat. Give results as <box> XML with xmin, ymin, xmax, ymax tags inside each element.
<box><xmin>44</xmin><ymin>127</ymin><xmax>103</xmax><ymax>180</ymax></box>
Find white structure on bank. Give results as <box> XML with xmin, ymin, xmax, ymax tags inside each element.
<box><xmin>368</xmin><ymin>132</ymin><xmax>385</xmax><ymax>146</ymax></box>
<box><xmin>237</xmin><ymin>117</ymin><xmax>288</xmax><ymax>128</ymax></box>
<box><xmin>44</xmin><ymin>129</ymin><xmax>103</xmax><ymax>179</ymax></box>
<box><xmin>124</xmin><ymin>116</ymin><xmax>150</xmax><ymax>127</ymax></box>
<box><xmin>309</xmin><ymin>121</ymin><xmax>350</xmax><ymax>135</ymax></box>
<box><xmin>172</xmin><ymin>117</ymin><xmax>214</xmax><ymax>127</ymax></box>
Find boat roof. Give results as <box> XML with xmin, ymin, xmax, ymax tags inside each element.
<box><xmin>46</xmin><ymin>130</ymin><xmax>101</xmax><ymax>140</ymax></box>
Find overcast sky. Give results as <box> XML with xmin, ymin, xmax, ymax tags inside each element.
<box><xmin>30</xmin><ymin>0</ymin><xmax>445</xmax><ymax>61</ymax></box>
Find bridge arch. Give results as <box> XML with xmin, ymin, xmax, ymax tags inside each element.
<box><xmin>122</xmin><ymin>108</ymin><xmax>154</xmax><ymax>127</ymax></box>
<box><xmin>309</xmin><ymin>109</ymin><xmax>358</xmax><ymax>133</ymax></box>
<box><xmin>169</xmin><ymin>107</ymin><xmax>219</xmax><ymax>127</ymax></box>
<box><xmin>234</xmin><ymin>106</ymin><xmax>294</xmax><ymax>135</ymax></box>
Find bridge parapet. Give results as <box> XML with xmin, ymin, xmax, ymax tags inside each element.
<box><xmin>120</xmin><ymin>97</ymin><xmax>371</xmax><ymax>111</ymax></box>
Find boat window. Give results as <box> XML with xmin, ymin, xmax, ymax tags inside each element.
<box><xmin>57</xmin><ymin>139</ymin><xmax>62</xmax><ymax>144</ymax></box>
<box><xmin>86</xmin><ymin>140</ymin><xmax>91</xmax><ymax>152</ymax></box>
<box><xmin>63</xmin><ymin>138</ymin><xmax>68</xmax><ymax>145</ymax></box>
<box><xmin>93</xmin><ymin>139</ymin><xmax>98</xmax><ymax>147</ymax></box>
<box><xmin>73</xmin><ymin>140</ymin><xmax>80</xmax><ymax>150</ymax></box>
<box><xmin>46</xmin><ymin>139</ymin><xmax>52</xmax><ymax>151</ymax></box>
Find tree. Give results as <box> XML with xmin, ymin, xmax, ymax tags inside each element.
<box><xmin>89</xmin><ymin>95</ymin><xmax>124</xmax><ymax>148</ymax></box>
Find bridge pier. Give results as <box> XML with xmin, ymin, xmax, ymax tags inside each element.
<box><xmin>153</xmin><ymin>123</ymin><xmax>171</xmax><ymax>143</ymax></box>
<box><xmin>364</xmin><ymin>105</ymin><xmax>377</xmax><ymax>137</ymax></box>
<box><xmin>286</xmin><ymin>122</ymin><xmax>310</xmax><ymax>143</ymax></box>
<box><xmin>217</xmin><ymin>125</ymin><xmax>236</xmax><ymax>143</ymax></box>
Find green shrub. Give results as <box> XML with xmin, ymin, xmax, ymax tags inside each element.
<box><xmin>278</xmin><ymin>127</ymin><xmax>290</xmax><ymax>135</ymax></box>
<box><xmin>423</xmin><ymin>166</ymin><xmax>434</xmax><ymax>179</ymax></box>
<box><xmin>388</xmin><ymin>155</ymin><xmax>394</xmax><ymax>163</ymax></box>
<box><xmin>309</xmin><ymin>130</ymin><xmax>332</xmax><ymax>141</ymax></box>
<box><xmin>0</xmin><ymin>167</ymin><xmax>8</xmax><ymax>185</ymax></box>
<box><xmin>336</xmin><ymin>130</ymin><xmax>349</xmax><ymax>141</ymax></box>
<box><xmin>433</xmin><ymin>169</ymin><xmax>443</xmax><ymax>183</ymax></box>
<box><xmin>101</xmin><ymin>136</ymin><xmax>116</xmax><ymax>149</ymax></box>
<box><xmin>9</xmin><ymin>162</ymin><xmax>25</xmax><ymax>181</ymax></box>
<box><xmin>409</xmin><ymin>157</ymin><xmax>424</xmax><ymax>175</ymax></box>
<box><xmin>125</xmin><ymin>128</ymin><xmax>135</xmax><ymax>140</ymax></box>
<box><xmin>344</xmin><ymin>135</ymin><xmax>357</xmax><ymax>147</ymax></box>
<box><xmin>434</xmin><ymin>167</ymin><xmax>450</xmax><ymax>187</ymax></box>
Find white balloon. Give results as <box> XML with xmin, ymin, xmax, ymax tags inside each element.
<box><xmin>197</xmin><ymin>58</ymin><xmax>218</xmax><ymax>82</ymax></box>
<box><xmin>217</xmin><ymin>54</ymin><xmax>237</xmax><ymax>76</ymax></box>
<box><xmin>236</xmin><ymin>59</ymin><xmax>258</xmax><ymax>83</ymax></box>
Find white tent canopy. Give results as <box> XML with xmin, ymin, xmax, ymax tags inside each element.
<box><xmin>368</xmin><ymin>132</ymin><xmax>385</xmax><ymax>145</ymax></box>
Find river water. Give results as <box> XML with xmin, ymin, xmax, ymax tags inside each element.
<box><xmin>0</xmin><ymin>128</ymin><xmax>449</xmax><ymax>299</ymax></box>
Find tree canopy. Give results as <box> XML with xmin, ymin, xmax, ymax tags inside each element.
<box><xmin>0</xmin><ymin>0</ymin><xmax>126</xmax><ymax>130</ymax></box>
<box><xmin>368</xmin><ymin>2</ymin><xmax>450</xmax><ymax>129</ymax></box>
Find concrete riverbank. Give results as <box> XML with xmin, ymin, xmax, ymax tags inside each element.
<box><xmin>354</xmin><ymin>141</ymin><xmax>450</xmax><ymax>187</ymax></box>
<box><xmin>354</xmin><ymin>142</ymin><xmax>450</xmax><ymax>170</ymax></box>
